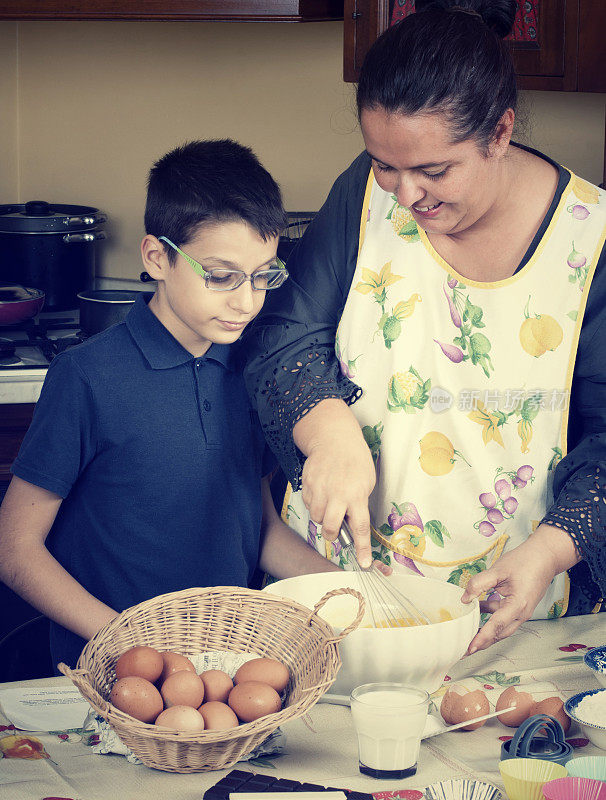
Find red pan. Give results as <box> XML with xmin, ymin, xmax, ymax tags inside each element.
<box><xmin>0</xmin><ymin>284</ymin><xmax>45</xmax><ymax>325</ymax></box>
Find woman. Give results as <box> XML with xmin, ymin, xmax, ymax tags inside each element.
<box><xmin>245</xmin><ymin>0</ymin><xmax>606</xmax><ymax>652</ymax></box>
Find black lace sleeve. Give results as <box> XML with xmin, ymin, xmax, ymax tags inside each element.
<box><xmin>243</xmin><ymin>153</ymin><xmax>371</xmax><ymax>488</ymax></box>
<box><xmin>542</xmin><ymin>463</ymin><xmax>606</xmax><ymax>605</ymax></box>
<box><xmin>541</xmin><ymin>241</ymin><xmax>606</xmax><ymax>607</ymax></box>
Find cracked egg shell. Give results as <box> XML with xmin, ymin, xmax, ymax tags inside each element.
<box><xmin>440</xmin><ymin>684</ymin><xmax>489</xmax><ymax>730</ymax></box>
<box><xmin>496</xmin><ymin>686</ymin><xmax>537</xmax><ymax>727</ymax></box>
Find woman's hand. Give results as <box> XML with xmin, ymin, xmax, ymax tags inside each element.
<box><xmin>461</xmin><ymin>523</ymin><xmax>581</xmax><ymax>653</ymax></box>
<box><xmin>294</xmin><ymin>399</ymin><xmax>376</xmax><ymax>568</ymax></box>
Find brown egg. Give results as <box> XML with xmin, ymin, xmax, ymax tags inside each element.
<box><xmin>160</xmin><ymin>670</ymin><xmax>205</xmax><ymax>708</ymax></box>
<box><xmin>234</xmin><ymin>658</ymin><xmax>290</xmax><ymax>693</ymax></box>
<box><xmin>440</xmin><ymin>684</ymin><xmax>489</xmax><ymax>731</ymax></box>
<box><xmin>199</xmin><ymin>669</ymin><xmax>234</xmax><ymax>703</ymax></box>
<box><xmin>198</xmin><ymin>700</ymin><xmax>240</xmax><ymax>730</ymax></box>
<box><xmin>496</xmin><ymin>686</ymin><xmax>537</xmax><ymax>727</ymax></box>
<box><xmin>534</xmin><ymin>696</ymin><xmax>571</xmax><ymax>733</ymax></box>
<box><xmin>228</xmin><ymin>680</ymin><xmax>282</xmax><ymax>723</ymax></box>
<box><xmin>115</xmin><ymin>645</ymin><xmax>163</xmax><ymax>683</ymax></box>
<box><xmin>155</xmin><ymin>705</ymin><xmax>206</xmax><ymax>732</ymax></box>
<box><xmin>110</xmin><ymin>676</ymin><xmax>164</xmax><ymax>723</ymax></box>
<box><xmin>159</xmin><ymin>651</ymin><xmax>196</xmax><ymax>684</ymax></box>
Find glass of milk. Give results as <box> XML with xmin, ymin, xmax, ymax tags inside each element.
<box><xmin>350</xmin><ymin>682</ymin><xmax>429</xmax><ymax>779</ymax></box>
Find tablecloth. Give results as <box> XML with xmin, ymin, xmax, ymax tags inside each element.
<box><xmin>0</xmin><ymin>615</ymin><xmax>604</xmax><ymax>800</ymax></box>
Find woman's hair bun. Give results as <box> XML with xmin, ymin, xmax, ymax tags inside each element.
<box><xmin>415</xmin><ymin>0</ymin><xmax>517</xmax><ymax>39</ymax></box>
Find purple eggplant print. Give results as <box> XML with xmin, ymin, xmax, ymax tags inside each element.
<box><xmin>439</xmin><ymin>282</ymin><xmax>494</xmax><ymax>376</ymax></box>
<box><xmin>567</xmin><ymin>203</ymin><xmax>590</xmax><ymax>220</ymax></box>
<box><xmin>377</xmin><ymin>500</ymin><xmax>451</xmax><ymax>561</ymax></box>
<box><xmin>434</xmin><ymin>339</ymin><xmax>465</xmax><ymax>363</ymax></box>
<box><xmin>567</xmin><ymin>241</ymin><xmax>589</xmax><ymax>292</ymax></box>
<box><xmin>443</xmin><ymin>284</ymin><xmax>462</xmax><ymax>327</ymax></box>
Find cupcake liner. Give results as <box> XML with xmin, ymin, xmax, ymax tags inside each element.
<box><xmin>499</xmin><ymin>757</ymin><xmax>568</xmax><ymax>800</ymax></box>
<box><xmin>542</xmin><ymin>776</ymin><xmax>606</xmax><ymax>800</ymax></box>
<box><xmin>423</xmin><ymin>779</ymin><xmax>502</xmax><ymax>800</ymax></box>
<box><xmin>566</xmin><ymin>756</ymin><xmax>606</xmax><ymax>781</ymax></box>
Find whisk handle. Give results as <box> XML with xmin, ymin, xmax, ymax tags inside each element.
<box><xmin>307</xmin><ymin>587</ymin><xmax>366</xmax><ymax>644</ymax></box>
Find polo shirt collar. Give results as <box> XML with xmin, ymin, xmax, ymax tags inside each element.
<box><xmin>126</xmin><ymin>293</ymin><xmax>235</xmax><ymax>371</ymax></box>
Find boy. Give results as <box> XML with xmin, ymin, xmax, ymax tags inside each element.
<box><xmin>0</xmin><ymin>139</ymin><xmax>335</xmax><ymax>670</ymax></box>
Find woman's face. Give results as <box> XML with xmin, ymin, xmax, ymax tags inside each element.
<box><xmin>360</xmin><ymin>106</ymin><xmax>512</xmax><ymax>236</ymax></box>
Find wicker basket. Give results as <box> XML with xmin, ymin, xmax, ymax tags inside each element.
<box><xmin>59</xmin><ymin>584</ymin><xmax>364</xmax><ymax>773</ymax></box>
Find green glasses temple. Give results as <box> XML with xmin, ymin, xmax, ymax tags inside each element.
<box><xmin>158</xmin><ymin>236</ymin><xmax>286</xmax><ymax>278</ymax></box>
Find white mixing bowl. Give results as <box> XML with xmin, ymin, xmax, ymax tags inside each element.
<box><xmin>263</xmin><ymin>571</ymin><xmax>480</xmax><ymax>696</ymax></box>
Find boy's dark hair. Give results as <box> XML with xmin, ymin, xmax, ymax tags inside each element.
<box><xmin>356</xmin><ymin>0</ymin><xmax>517</xmax><ymax>152</ymax></box>
<box><xmin>145</xmin><ymin>139</ymin><xmax>287</xmax><ymax>263</ymax></box>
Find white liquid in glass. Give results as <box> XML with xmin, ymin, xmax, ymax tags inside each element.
<box><xmin>351</xmin><ymin>688</ymin><xmax>428</xmax><ymax>771</ymax></box>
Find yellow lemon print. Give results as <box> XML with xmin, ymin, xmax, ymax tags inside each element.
<box><xmin>519</xmin><ymin>315</ymin><xmax>563</xmax><ymax>357</ymax></box>
<box><xmin>572</xmin><ymin>176</ymin><xmax>599</xmax><ymax>205</ymax></box>
<box><xmin>419</xmin><ymin>446</ymin><xmax>455</xmax><ymax>476</ymax></box>
<box><xmin>519</xmin><ymin>296</ymin><xmax>563</xmax><ymax>357</ymax></box>
<box><xmin>391</xmin><ymin>524</ymin><xmax>426</xmax><ymax>556</ymax></box>
<box><xmin>419</xmin><ymin>431</ymin><xmax>455</xmax><ymax>458</ymax></box>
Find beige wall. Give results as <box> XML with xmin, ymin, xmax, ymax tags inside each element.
<box><xmin>0</xmin><ymin>23</ymin><xmax>19</xmax><ymax>200</ymax></box>
<box><xmin>0</xmin><ymin>20</ymin><xmax>604</xmax><ymax>279</ymax></box>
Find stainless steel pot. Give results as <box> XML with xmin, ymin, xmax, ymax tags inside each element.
<box><xmin>0</xmin><ymin>201</ymin><xmax>106</xmax><ymax>310</ymax></box>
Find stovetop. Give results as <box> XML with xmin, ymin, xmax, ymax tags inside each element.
<box><xmin>0</xmin><ymin>309</ymin><xmax>85</xmax><ymax>371</ymax></box>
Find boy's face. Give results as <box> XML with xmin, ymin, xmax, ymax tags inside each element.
<box><xmin>144</xmin><ymin>220</ymin><xmax>278</xmax><ymax>357</ymax></box>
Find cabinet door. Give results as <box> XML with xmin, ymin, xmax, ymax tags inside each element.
<box><xmin>343</xmin><ymin>0</ymin><xmax>605</xmax><ymax>91</ymax></box>
<box><xmin>0</xmin><ymin>404</ymin><xmax>35</xmax><ymax>487</ymax></box>
<box><xmin>512</xmin><ymin>0</ymin><xmax>576</xmax><ymax>90</ymax></box>
<box><xmin>343</xmin><ymin>0</ymin><xmax>389</xmax><ymax>82</ymax></box>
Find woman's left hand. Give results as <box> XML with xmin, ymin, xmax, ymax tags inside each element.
<box><xmin>461</xmin><ymin>523</ymin><xmax>581</xmax><ymax>653</ymax></box>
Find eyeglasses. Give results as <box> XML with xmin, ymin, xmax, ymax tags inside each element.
<box><xmin>159</xmin><ymin>236</ymin><xmax>289</xmax><ymax>292</ymax></box>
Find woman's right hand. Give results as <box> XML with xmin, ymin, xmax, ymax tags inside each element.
<box><xmin>294</xmin><ymin>399</ymin><xmax>376</xmax><ymax>567</ymax></box>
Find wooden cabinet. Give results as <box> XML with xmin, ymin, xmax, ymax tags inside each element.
<box><xmin>0</xmin><ymin>0</ymin><xmax>343</xmax><ymax>21</ymax></box>
<box><xmin>343</xmin><ymin>0</ymin><xmax>606</xmax><ymax>91</ymax></box>
<box><xmin>0</xmin><ymin>404</ymin><xmax>35</xmax><ymax>487</ymax></box>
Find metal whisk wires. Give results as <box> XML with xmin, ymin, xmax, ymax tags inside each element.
<box><xmin>337</xmin><ymin>521</ymin><xmax>431</xmax><ymax>628</ymax></box>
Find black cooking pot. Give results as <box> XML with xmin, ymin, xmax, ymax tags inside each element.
<box><xmin>0</xmin><ymin>201</ymin><xmax>106</xmax><ymax>311</ymax></box>
<box><xmin>78</xmin><ymin>290</ymin><xmax>146</xmax><ymax>336</ymax></box>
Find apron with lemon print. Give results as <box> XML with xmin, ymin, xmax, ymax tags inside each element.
<box><xmin>282</xmin><ymin>171</ymin><xmax>605</xmax><ymax>619</ymax></box>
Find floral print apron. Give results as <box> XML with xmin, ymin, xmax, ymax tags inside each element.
<box><xmin>283</xmin><ymin>171</ymin><xmax>605</xmax><ymax>619</ymax></box>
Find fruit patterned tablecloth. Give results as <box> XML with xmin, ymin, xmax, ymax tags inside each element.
<box><xmin>0</xmin><ymin>615</ymin><xmax>604</xmax><ymax>800</ymax></box>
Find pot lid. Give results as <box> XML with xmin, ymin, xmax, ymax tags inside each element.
<box><xmin>0</xmin><ymin>201</ymin><xmax>105</xmax><ymax>232</ymax></box>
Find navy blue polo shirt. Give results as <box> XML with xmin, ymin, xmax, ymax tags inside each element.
<box><xmin>13</xmin><ymin>294</ymin><xmax>272</xmax><ymax>668</ymax></box>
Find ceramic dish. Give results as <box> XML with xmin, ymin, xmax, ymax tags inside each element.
<box><xmin>565</xmin><ymin>688</ymin><xmax>606</xmax><ymax>750</ymax></box>
<box><xmin>263</xmin><ymin>571</ymin><xmax>479</xmax><ymax>696</ymax></box>
<box><xmin>584</xmin><ymin>646</ymin><xmax>606</xmax><ymax>688</ymax></box>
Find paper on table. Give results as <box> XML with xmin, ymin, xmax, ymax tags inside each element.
<box><xmin>0</xmin><ymin>685</ymin><xmax>90</xmax><ymax>731</ymax></box>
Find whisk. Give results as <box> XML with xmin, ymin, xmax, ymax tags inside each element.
<box><xmin>336</xmin><ymin>521</ymin><xmax>431</xmax><ymax>628</ymax></box>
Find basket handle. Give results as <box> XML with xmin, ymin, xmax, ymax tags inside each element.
<box><xmin>58</xmin><ymin>662</ymin><xmax>110</xmax><ymax>717</ymax></box>
<box><xmin>306</xmin><ymin>587</ymin><xmax>365</xmax><ymax>644</ymax></box>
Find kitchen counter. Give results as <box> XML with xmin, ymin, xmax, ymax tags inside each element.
<box><xmin>0</xmin><ymin>614</ymin><xmax>604</xmax><ymax>800</ymax></box>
